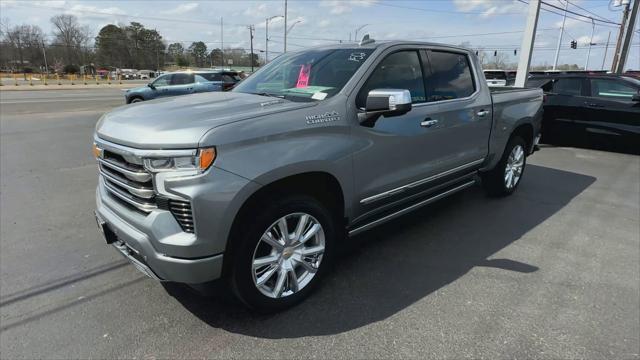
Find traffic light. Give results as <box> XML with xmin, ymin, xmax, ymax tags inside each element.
<box><xmin>570</xmin><ymin>40</ymin><xmax>577</xmax><ymax>49</ymax></box>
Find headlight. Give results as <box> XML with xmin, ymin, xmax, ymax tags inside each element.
<box><xmin>143</xmin><ymin>147</ymin><xmax>216</xmax><ymax>173</ymax></box>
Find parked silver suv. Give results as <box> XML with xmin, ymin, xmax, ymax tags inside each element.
<box><xmin>94</xmin><ymin>40</ymin><xmax>542</xmax><ymax>312</ymax></box>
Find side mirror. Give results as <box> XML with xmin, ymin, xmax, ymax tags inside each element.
<box><xmin>358</xmin><ymin>89</ymin><xmax>412</xmax><ymax>124</ymax></box>
<box><xmin>147</xmin><ymin>83</ymin><xmax>156</xmax><ymax>90</ymax></box>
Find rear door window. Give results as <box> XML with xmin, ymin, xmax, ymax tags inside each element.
<box><xmin>198</xmin><ymin>73</ymin><xmax>222</xmax><ymax>82</ymax></box>
<box><xmin>356</xmin><ymin>50</ymin><xmax>426</xmax><ymax>107</ymax></box>
<box><xmin>590</xmin><ymin>79</ymin><xmax>637</xmax><ymax>100</ymax></box>
<box><xmin>170</xmin><ymin>73</ymin><xmax>195</xmax><ymax>85</ymax></box>
<box><xmin>425</xmin><ymin>51</ymin><xmax>475</xmax><ymax>101</ymax></box>
<box><xmin>552</xmin><ymin>78</ymin><xmax>583</xmax><ymax>95</ymax></box>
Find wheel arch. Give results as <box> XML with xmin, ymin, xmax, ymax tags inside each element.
<box><xmin>222</xmin><ymin>170</ymin><xmax>346</xmax><ymax>277</ymax></box>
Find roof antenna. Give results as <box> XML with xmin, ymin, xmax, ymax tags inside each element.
<box><xmin>359</xmin><ymin>34</ymin><xmax>375</xmax><ymax>46</ymax></box>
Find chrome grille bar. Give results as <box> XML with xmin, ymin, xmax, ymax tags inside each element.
<box><xmin>97</xmin><ymin>158</ymin><xmax>151</xmax><ymax>182</ymax></box>
<box><xmin>102</xmin><ymin>179</ymin><xmax>157</xmax><ymax>212</ymax></box>
<box><xmin>99</xmin><ymin>167</ymin><xmax>155</xmax><ymax>199</ymax></box>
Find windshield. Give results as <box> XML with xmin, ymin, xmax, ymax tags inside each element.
<box><xmin>233</xmin><ymin>48</ymin><xmax>374</xmax><ymax>101</ymax></box>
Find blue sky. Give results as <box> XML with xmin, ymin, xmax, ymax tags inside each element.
<box><xmin>1</xmin><ymin>0</ymin><xmax>638</xmax><ymax>69</ymax></box>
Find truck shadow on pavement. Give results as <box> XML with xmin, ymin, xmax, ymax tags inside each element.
<box><xmin>165</xmin><ymin>164</ymin><xmax>596</xmax><ymax>338</ymax></box>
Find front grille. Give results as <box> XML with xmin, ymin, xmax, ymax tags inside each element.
<box><xmin>98</xmin><ymin>147</ymin><xmax>195</xmax><ymax>233</ymax></box>
<box><xmin>99</xmin><ymin>149</ymin><xmax>157</xmax><ymax>213</ymax></box>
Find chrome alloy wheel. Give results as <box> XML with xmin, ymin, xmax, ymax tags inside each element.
<box><xmin>505</xmin><ymin>144</ymin><xmax>525</xmax><ymax>189</ymax></box>
<box><xmin>251</xmin><ymin>213</ymin><xmax>325</xmax><ymax>298</ymax></box>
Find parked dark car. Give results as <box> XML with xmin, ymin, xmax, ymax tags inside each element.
<box><xmin>530</xmin><ymin>74</ymin><xmax>640</xmax><ymax>150</ymax></box>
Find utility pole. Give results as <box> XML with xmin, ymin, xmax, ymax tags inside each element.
<box><xmin>611</xmin><ymin>0</ymin><xmax>631</xmax><ymax>73</ymax></box>
<box><xmin>221</xmin><ymin>17</ymin><xmax>224</xmax><ymax>68</ymax></box>
<box><xmin>552</xmin><ymin>0</ymin><xmax>569</xmax><ymax>70</ymax></box>
<box><xmin>248</xmin><ymin>25</ymin><xmax>255</xmax><ymax>72</ymax></box>
<box><xmin>265</xmin><ymin>18</ymin><xmax>270</xmax><ymax>63</ymax></box>
<box><xmin>602</xmin><ymin>31</ymin><xmax>611</xmax><ymax>70</ymax></box>
<box><xmin>585</xmin><ymin>19</ymin><xmax>595</xmax><ymax>70</ymax></box>
<box><xmin>515</xmin><ymin>0</ymin><xmax>540</xmax><ymax>88</ymax></box>
<box><xmin>41</xmin><ymin>40</ymin><xmax>48</xmax><ymax>76</ymax></box>
<box><xmin>284</xmin><ymin>0</ymin><xmax>288</xmax><ymax>53</ymax></box>
<box><xmin>614</xmin><ymin>0</ymin><xmax>639</xmax><ymax>73</ymax></box>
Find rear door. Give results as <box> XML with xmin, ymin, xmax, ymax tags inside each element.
<box><xmin>585</xmin><ymin>77</ymin><xmax>640</xmax><ymax>137</ymax></box>
<box><xmin>422</xmin><ymin>49</ymin><xmax>492</xmax><ymax>166</ymax></box>
<box><xmin>543</xmin><ymin>77</ymin><xmax>590</xmax><ymax>135</ymax></box>
<box><xmin>169</xmin><ymin>73</ymin><xmax>196</xmax><ymax>96</ymax></box>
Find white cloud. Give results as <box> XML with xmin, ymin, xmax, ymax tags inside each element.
<box><xmin>243</xmin><ymin>3</ymin><xmax>267</xmax><ymax>17</ymax></box>
<box><xmin>320</xmin><ymin>0</ymin><xmax>376</xmax><ymax>15</ymax></box>
<box><xmin>452</xmin><ymin>0</ymin><xmax>525</xmax><ymax>17</ymax></box>
<box><xmin>577</xmin><ymin>34</ymin><xmax>603</xmax><ymax>45</ymax></box>
<box><xmin>318</xmin><ymin>19</ymin><xmax>331</xmax><ymax>28</ymax></box>
<box><xmin>162</xmin><ymin>2</ymin><xmax>198</xmax><ymax>15</ymax></box>
<box><xmin>65</xmin><ymin>4</ymin><xmax>126</xmax><ymax>19</ymax></box>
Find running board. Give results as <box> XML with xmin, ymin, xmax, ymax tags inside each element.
<box><xmin>348</xmin><ymin>180</ymin><xmax>476</xmax><ymax>237</ymax></box>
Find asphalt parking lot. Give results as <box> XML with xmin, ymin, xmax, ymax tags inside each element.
<box><xmin>1</xmin><ymin>89</ymin><xmax>639</xmax><ymax>359</ymax></box>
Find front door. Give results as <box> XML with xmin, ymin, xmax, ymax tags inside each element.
<box><xmin>585</xmin><ymin>77</ymin><xmax>640</xmax><ymax>138</ymax></box>
<box><xmin>350</xmin><ymin>47</ymin><xmax>490</xmax><ymax>222</ymax></box>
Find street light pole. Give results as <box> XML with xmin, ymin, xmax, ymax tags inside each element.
<box><xmin>265</xmin><ymin>15</ymin><xmax>283</xmax><ymax>63</ymax></box>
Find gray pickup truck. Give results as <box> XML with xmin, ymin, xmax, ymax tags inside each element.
<box><xmin>93</xmin><ymin>40</ymin><xmax>543</xmax><ymax>312</ymax></box>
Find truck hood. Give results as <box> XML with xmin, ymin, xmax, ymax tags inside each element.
<box><xmin>96</xmin><ymin>92</ymin><xmax>313</xmax><ymax>149</ymax></box>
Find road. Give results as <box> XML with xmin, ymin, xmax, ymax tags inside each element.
<box><xmin>1</xmin><ymin>89</ymin><xmax>639</xmax><ymax>359</ymax></box>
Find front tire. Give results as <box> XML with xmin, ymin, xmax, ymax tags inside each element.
<box><xmin>129</xmin><ymin>97</ymin><xmax>143</xmax><ymax>103</ymax></box>
<box><xmin>481</xmin><ymin>136</ymin><xmax>527</xmax><ymax>197</ymax></box>
<box><xmin>229</xmin><ymin>195</ymin><xmax>336</xmax><ymax>313</ymax></box>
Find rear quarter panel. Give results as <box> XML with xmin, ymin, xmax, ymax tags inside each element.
<box><xmin>484</xmin><ymin>88</ymin><xmax>543</xmax><ymax>169</ymax></box>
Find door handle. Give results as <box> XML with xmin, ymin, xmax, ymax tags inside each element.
<box><xmin>421</xmin><ymin>119</ymin><xmax>439</xmax><ymax>127</ymax></box>
<box><xmin>584</xmin><ymin>102</ymin><xmax>604</xmax><ymax>108</ymax></box>
<box><xmin>477</xmin><ymin>109</ymin><xmax>490</xmax><ymax>117</ymax></box>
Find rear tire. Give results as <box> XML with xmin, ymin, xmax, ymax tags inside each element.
<box><xmin>481</xmin><ymin>136</ymin><xmax>527</xmax><ymax>197</ymax></box>
<box><xmin>228</xmin><ymin>195</ymin><xmax>336</xmax><ymax>313</ymax></box>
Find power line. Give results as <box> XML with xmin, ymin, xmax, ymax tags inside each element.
<box><xmin>541</xmin><ymin>0</ymin><xmax>620</xmax><ymax>25</ymax></box>
<box><xmin>566</xmin><ymin>0</ymin><xmax>617</xmax><ymax>23</ymax></box>
<box><xmin>517</xmin><ymin>0</ymin><xmax>620</xmax><ymax>28</ymax></box>
<box><xmin>374</xmin><ymin>1</ymin><xmax>525</xmax><ymax>15</ymax></box>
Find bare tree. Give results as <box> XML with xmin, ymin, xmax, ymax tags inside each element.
<box><xmin>50</xmin><ymin>14</ymin><xmax>90</xmax><ymax>65</ymax></box>
<box><xmin>2</xmin><ymin>22</ymin><xmax>45</xmax><ymax>71</ymax></box>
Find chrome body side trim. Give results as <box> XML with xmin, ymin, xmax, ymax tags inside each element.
<box><xmin>350</xmin><ymin>180</ymin><xmax>476</xmax><ymax>236</ymax></box>
<box><xmin>360</xmin><ymin>158</ymin><xmax>484</xmax><ymax>204</ymax></box>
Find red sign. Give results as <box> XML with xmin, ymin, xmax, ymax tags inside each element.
<box><xmin>296</xmin><ymin>64</ymin><xmax>311</xmax><ymax>88</ymax></box>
